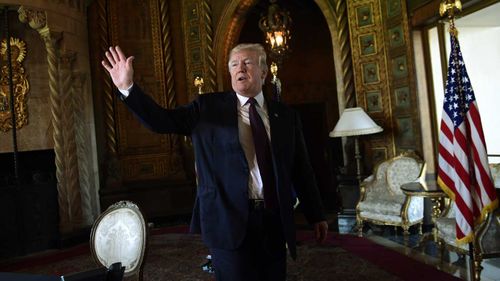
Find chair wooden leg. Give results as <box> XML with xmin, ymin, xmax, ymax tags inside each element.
<box><xmin>437</xmin><ymin>241</ymin><xmax>446</xmax><ymax>262</ymax></box>
<box><xmin>402</xmin><ymin>225</ymin><xmax>410</xmax><ymax>236</ymax></box>
<box><xmin>357</xmin><ymin>218</ymin><xmax>363</xmax><ymax>237</ymax></box>
<box><xmin>402</xmin><ymin>225</ymin><xmax>410</xmax><ymax>246</ymax></box>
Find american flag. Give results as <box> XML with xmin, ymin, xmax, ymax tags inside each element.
<box><xmin>437</xmin><ymin>31</ymin><xmax>498</xmax><ymax>243</ymax></box>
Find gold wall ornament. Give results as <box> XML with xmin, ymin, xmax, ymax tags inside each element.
<box><xmin>194</xmin><ymin>76</ymin><xmax>204</xmax><ymax>94</ymax></box>
<box><xmin>17</xmin><ymin>6</ymin><xmax>47</xmax><ymax>30</ymax></box>
<box><xmin>0</xmin><ymin>37</ymin><xmax>30</xmax><ymax>132</ymax></box>
<box><xmin>182</xmin><ymin>0</ymin><xmax>216</xmax><ymax>100</ymax></box>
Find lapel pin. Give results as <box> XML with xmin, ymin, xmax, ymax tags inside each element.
<box><xmin>274</xmin><ymin>113</ymin><xmax>278</xmax><ymax>117</ymax></box>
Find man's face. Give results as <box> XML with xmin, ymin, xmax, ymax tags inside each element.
<box><xmin>229</xmin><ymin>49</ymin><xmax>267</xmax><ymax>97</ymax></box>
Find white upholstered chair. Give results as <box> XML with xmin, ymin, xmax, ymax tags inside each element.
<box><xmin>91</xmin><ymin>201</ymin><xmax>147</xmax><ymax>281</ymax></box>
<box><xmin>434</xmin><ymin>163</ymin><xmax>500</xmax><ymax>280</ymax></box>
<box><xmin>490</xmin><ymin>163</ymin><xmax>500</xmax><ymax>189</ymax></box>
<box><xmin>356</xmin><ymin>153</ymin><xmax>426</xmax><ymax>239</ymax></box>
<box><xmin>434</xmin><ymin>201</ymin><xmax>466</xmax><ymax>247</ymax></box>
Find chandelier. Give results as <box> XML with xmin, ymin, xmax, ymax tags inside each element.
<box><xmin>258</xmin><ymin>0</ymin><xmax>292</xmax><ymax>65</ymax></box>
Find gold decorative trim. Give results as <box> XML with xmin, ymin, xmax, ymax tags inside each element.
<box><xmin>347</xmin><ymin>0</ymin><xmax>396</xmax><ymax>159</ymax></box>
<box><xmin>214</xmin><ymin>0</ymin><xmax>257</xmax><ymax>91</ymax></box>
<box><xmin>0</xmin><ymin>37</ymin><xmax>30</xmax><ymax>132</ymax></box>
<box><xmin>156</xmin><ymin>0</ymin><xmax>186</xmax><ymax>180</ymax></box>
<box><xmin>201</xmin><ymin>0</ymin><xmax>216</xmax><ymax>93</ymax></box>
<box><xmin>182</xmin><ymin>0</ymin><xmax>216</xmax><ymax>99</ymax></box>
<box><xmin>106</xmin><ymin>0</ymin><xmax>185</xmax><ymax>181</ymax></box>
<box><xmin>96</xmin><ymin>0</ymin><xmax>122</xmax><ymax>187</ymax></box>
<box><xmin>384</xmin><ymin>0</ymin><xmax>422</xmax><ymax>153</ymax></box>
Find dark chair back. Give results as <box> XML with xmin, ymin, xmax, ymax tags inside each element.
<box><xmin>62</xmin><ymin>268</ymin><xmax>107</xmax><ymax>281</ymax></box>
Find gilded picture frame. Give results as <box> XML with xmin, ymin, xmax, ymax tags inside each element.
<box><xmin>391</xmin><ymin>55</ymin><xmax>408</xmax><ymax>79</ymax></box>
<box><xmin>356</xmin><ymin>4</ymin><xmax>374</xmax><ymax>28</ymax></box>
<box><xmin>362</xmin><ymin>62</ymin><xmax>380</xmax><ymax>84</ymax></box>
<box><xmin>359</xmin><ymin>33</ymin><xmax>377</xmax><ymax>56</ymax></box>
<box><xmin>396</xmin><ymin>117</ymin><xmax>414</xmax><ymax>146</ymax></box>
<box><xmin>366</xmin><ymin>90</ymin><xmax>383</xmax><ymax>113</ymax></box>
<box><xmin>0</xmin><ymin>37</ymin><xmax>29</xmax><ymax>132</ymax></box>
<box><xmin>394</xmin><ymin>86</ymin><xmax>410</xmax><ymax>108</ymax></box>
<box><xmin>388</xmin><ymin>25</ymin><xmax>404</xmax><ymax>48</ymax></box>
<box><xmin>387</xmin><ymin>0</ymin><xmax>402</xmax><ymax>18</ymax></box>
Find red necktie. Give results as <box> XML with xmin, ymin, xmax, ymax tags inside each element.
<box><xmin>248</xmin><ymin>97</ymin><xmax>277</xmax><ymax>209</ymax></box>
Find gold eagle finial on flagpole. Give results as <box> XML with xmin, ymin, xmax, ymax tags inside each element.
<box><xmin>439</xmin><ymin>0</ymin><xmax>462</xmax><ymax>18</ymax></box>
<box><xmin>439</xmin><ymin>0</ymin><xmax>462</xmax><ymax>36</ymax></box>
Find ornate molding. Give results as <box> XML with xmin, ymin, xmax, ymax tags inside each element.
<box><xmin>59</xmin><ymin>49</ymin><xmax>83</xmax><ymax>228</ymax></box>
<box><xmin>200</xmin><ymin>0</ymin><xmax>216</xmax><ymax>93</ymax></box>
<box><xmin>0</xmin><ymin>37</ymin><xmax>30</xmax><ymax>132</ymax></box>
<box><xmin>182</xmin><ymin>0</ymin><xmax>217</xmax><ymax>99</ymax></box>
<box><xmin>18</xmin><ymin>5</ymin><xmax>83</xmax><ymax>233</ymax></box>
<box><xmin>95</xmin><ymin>0</ymin><xmax>122</xmax><ymax>187</ymax></box>
<box><xmin>159</xmin><ymin>0</ymin><xmax>176</xmax><ymax>109</ymax></box>
<box><xmin>157</xmin><ymin>0</ymin><xmax>188</xmax><ymax>179</ymax></box>
<box><xmin>346</xmin><ymin>0</ymin><xmax>395</xmax><ymax>160</ymax></box>
<box><xmin>72</xmin><ymin>72</ymin><xmax>96</xmax><ymax>223</ymax></box>
<box><xmin>96</xmin><ymin>0</ymin><xmax>117</xmax><ymax>156</ymax></box>
<box><xmin>214</xmin><ymin>0</ymin><xmax>257</xmax><ymax>91</ymax></box>
<box><xmin>332</xmin><ymin>0</ymin><xmax>356</xmax><ymax>108</ymax></box>
<box><xmin>17</xmin><ymin>7</ymin><xmax>47</xmax><ymax>30</ymax></box>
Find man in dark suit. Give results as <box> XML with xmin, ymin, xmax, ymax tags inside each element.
<box><xmin>102</xmin><ymin>43</ymin><xmax>328</xmax><ymax>281</ymax></box>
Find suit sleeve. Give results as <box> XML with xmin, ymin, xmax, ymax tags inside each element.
<box><xmin>291</xmin><ymin>111</ymin><xmax>326</xmax><ymax>224</ymax></box>
<box><xmin>120</xmin><ymin>84</ymin><xmax>199</xmax><ymax>135</ymax></box>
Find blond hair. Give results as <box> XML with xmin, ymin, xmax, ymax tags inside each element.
<box><xmin>228</xmin><ymin>43</ymin><xmax>267</xmax><ymax>70</ymax></box>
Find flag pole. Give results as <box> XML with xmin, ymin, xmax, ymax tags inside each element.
<box><xmin>439</xmin><ymin>1</ymin><xmax>478</xmax><ymax>280</ymax></box>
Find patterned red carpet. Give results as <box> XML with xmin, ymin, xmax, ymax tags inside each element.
<box><xmin>1</xmin><ymin>228</ymin><xmax>461</xmax><ymax>281</ymax></box>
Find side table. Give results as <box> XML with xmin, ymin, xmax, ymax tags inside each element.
<box><xmin>400</xmin><ymin>181</ymin><xmax>449</xmax><ymax>247</ymax></box>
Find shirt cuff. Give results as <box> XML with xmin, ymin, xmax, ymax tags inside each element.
<box><xmin>118</xmin><ymin>84</ymin><xmax>134</xmax><ymax>98</ymax></box>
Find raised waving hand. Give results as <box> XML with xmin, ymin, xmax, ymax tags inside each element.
<box><xmin>101</xmin><ymin>46</ymin><xmax>135</xmax><ymax>90</ymax></box>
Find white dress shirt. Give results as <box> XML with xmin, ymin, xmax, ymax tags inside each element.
<box><xmin>235</xmin><ymin>92</ymin><xmax>271</xmax><ymax>200</ymax></box>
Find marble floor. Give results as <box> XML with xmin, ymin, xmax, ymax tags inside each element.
<box><xmin>337</xmin><ymin>215</ymin><xmax>500</xmax><ymax>281</ymax></box>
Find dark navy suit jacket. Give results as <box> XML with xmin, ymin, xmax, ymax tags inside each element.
<box><xmin>122</xmin><ymin>85</ymin><xmax>325</xmax><ymax>258</ymax></box>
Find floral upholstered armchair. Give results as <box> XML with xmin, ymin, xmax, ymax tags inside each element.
<box><xmin>356</xmin><ymin>153</ymin><xmax>426</xmax><ymax>238</ymax></box>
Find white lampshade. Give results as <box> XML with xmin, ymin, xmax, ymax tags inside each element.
<box><xmin>329</xmin><ymin>107</ymin><xmax>383</xmax><ymax>137</ymax></box>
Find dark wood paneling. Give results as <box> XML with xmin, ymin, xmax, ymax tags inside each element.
<box><xmin>293</xmin><ymin>103</ymin><xmax>340</xmax><ymax>211</ymax></box>
<box><xmin>99</xmin><ymin>180</ymin><xmax>196</xmax><ymax>220</ymax></box>
<box><xmin>88</xmin><ymin>0</ymin><xmax>196</xmax><ymax>219</ymax></box>
<box><xmin>0</xmin><ymin>150</ymin><xmax>58</xmax><ymax>259</ymax></box>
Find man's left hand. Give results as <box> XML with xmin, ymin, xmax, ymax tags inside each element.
<box><xmin>314</xmin><ymin>220</ymin><xmax>328</xmax><ymax>244</ymax></box>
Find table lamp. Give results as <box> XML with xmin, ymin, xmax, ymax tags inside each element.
<box><xmin>329</xmin><ymin>107</ymin><xmax>383</xmax><ymax>183</ymax></box>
